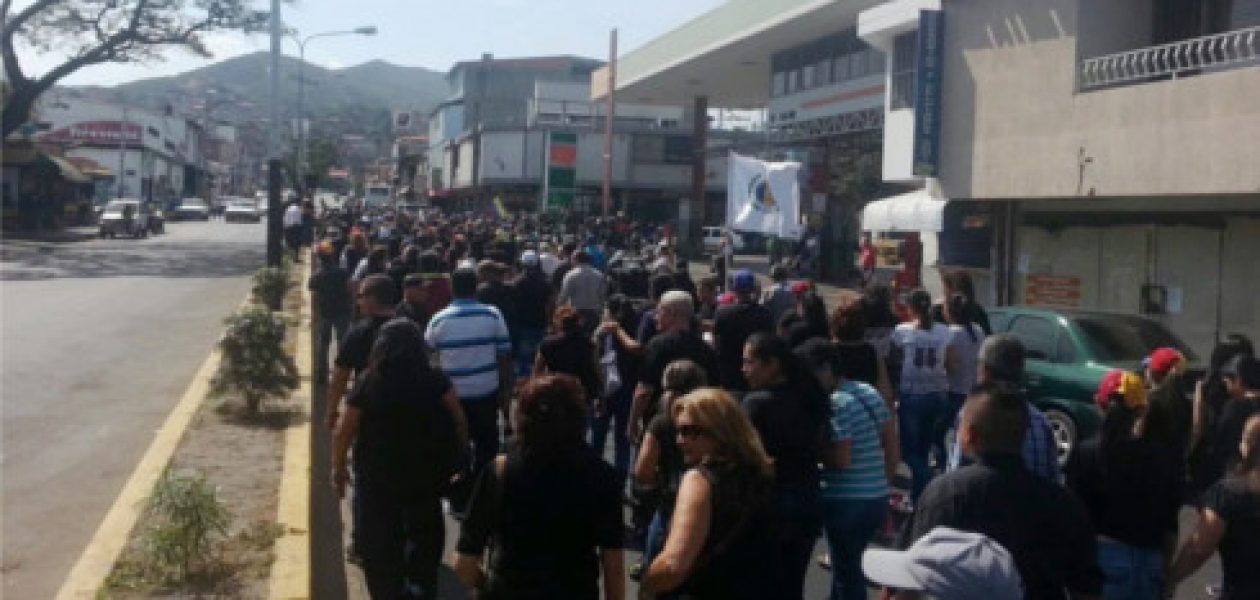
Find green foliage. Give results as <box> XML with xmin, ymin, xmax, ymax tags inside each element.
<box><xmin>210</xmin><ymin>307</ymin><xmax>298</xmax><ymax>413</ymax></box>
<box><xmin>251</xmin><ymin>264</ymin><xmax>291</xmax><ymax>310</ymax></box>
<box><xmin>144</xmin><ymin>472</ymin><xmax>231</xmax><ymax>582</ymax></box>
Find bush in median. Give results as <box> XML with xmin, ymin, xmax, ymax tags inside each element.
<box><xmin>210</xmin><ymin>307</ymin><xmax>298</xmax><ymax>413</ymax></box>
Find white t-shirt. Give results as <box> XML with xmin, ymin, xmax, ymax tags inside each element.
<box><xmin>892</xmin><ymin>322</ymin><xmax>952</xmax><ymax>395</ymax></box>
<box><xmin>282</xmin><ymin>204</ymin><xmax>302</xmax><ymax>227</ymax></box>
<box><xmin>947</xmin><ymin>323</ymin><xmax>986</xmax><ymax>395</ymax></box>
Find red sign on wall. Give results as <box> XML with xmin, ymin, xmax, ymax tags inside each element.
<box><xmin>42</xmin><ymin>121</ymin><xmax>142</xmax><ymax>146</ymax></box>
<box><xmin>1025</xmin><ymin>274</ymin><xmax>1082</xmax><ymax>308</ymax></box>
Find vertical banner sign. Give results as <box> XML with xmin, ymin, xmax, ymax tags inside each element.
<box><xmin>545</xmin><ymin>131</ymin><xmax>578</xmax><ymax>209</ymax></box>
<box><xmin>913</xmin><ymin>9</ymin><xmax>945</xmax><ymax>177</ymax></box>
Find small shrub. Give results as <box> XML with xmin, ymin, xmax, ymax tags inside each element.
<box><xmin>252</xmin><ymin>265</ymin><xmax>291</xmax><ymax>310</ymax></box>
<box><xmin>210</xmin><ymin>307</ymin><xmax>299</xmax><ymax>413</ymax></box>
<box><xmin>144</xmin><ymin>472</ymin><xmax>230</xmax><ymax>582</ymax></box>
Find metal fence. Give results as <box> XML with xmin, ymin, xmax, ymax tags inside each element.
<box><xmin>1080</xmin><ymin>26</ymin><xmax>1260</xmax><ymax>90</ymax></box>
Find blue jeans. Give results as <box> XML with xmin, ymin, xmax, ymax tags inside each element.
<box><xmin>590</xmin><ymin>385</ymin><xmax>633</xmax><ymax>484</ymax></box>
<box><xmin>934</xmin><ymin>392</ymin><xmax>967</xmax><ymax>474</ymax></box>
<box><xmin>1097</xmin><ymin>539</ymin><xmax>1164</xmax><ymax>600</ymax></box>
<box><xmin>899</xmin><ymin>392</ymin><xmax>947</xmax><ymax>501</ymax></box>
<box><xmin>513</xmin><ymin>326</ymin><xmax>544</xmax><ymax>377</ymax></box>
<box><xmin>822</xmin><ymin>496</ymin><xmax>887</xmax><ymax>600</ymax></box>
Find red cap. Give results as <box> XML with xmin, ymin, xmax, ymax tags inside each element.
<box><xmin>717</xmin><ymin>291</ymin><xmax>737</xmax><ymax>306</ymax></box>
<box><xmin>1147</xmin><ymin>347</ymin><xmax>1184</xmax><ymax>376</ymax></box>
<box><xmin>790</xmin><ymin>281</ymin><xmax>811</xmax><ymax>295</ymax></box>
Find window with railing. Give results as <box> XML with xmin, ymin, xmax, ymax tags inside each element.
<box><xmin>889</xmin><ymin>32</ymin><xmax>918</xmax><ymax>110</ymax></box>
<box><xmin>1079</xmin><ymin>24</ymin><xmax>1260</xmax><ymax>89</ymax></box>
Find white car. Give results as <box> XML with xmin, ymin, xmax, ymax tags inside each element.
<box><xmin>173</xmin><ymin>198</ymin><xmax>210</xmax><ymax>221</ymax></box>
<box><xmin>225</xmin><ymin>200</ymin><xmax>261</xmax><ymax>223</ymax></box>
<box><xmin>702</xmin><ymin>226</ymin><xmax>745</xmax><ymax>253</ymax></box>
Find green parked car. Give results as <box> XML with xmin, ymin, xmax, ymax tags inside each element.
<box><xmin>986</xmin><ymin>306</ymin><xmax>1200</xmax><ymax>465</ymax></box>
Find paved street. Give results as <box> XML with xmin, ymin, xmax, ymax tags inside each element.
<box><xmin>0</xmin><ymin>220</ymin><xmax>265</xmax><ymax>599</ymax></box>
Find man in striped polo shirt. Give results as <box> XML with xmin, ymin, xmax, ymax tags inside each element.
<box><xmin>425</xmin><ymin>268</ymin><xmax>514</xmax><ymax>496</ymax></box>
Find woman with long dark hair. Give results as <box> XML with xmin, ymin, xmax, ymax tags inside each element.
<box><xmin>332</xmin><ymin>318</ymin><xmax>468</xmax><ymax>600</ymax></box>
<box><xmin>889</xmin><ymin>289</ymin><xmax>956</xmax><ymax>501</ymax></box>
<box><xmin>643</xmin><ymin>388</ymin><xmax>774</xmax><ymax>599</ymax></box>
<box><xmin>1066</xmin><ymin>370</ymin><xmax>1185</xmax><ymax>600</ymax></box>
<box><xmin>534</xmin><ymin>306</ymin><xmax>600</xmax><ymax>402</ymax></box>
<box><xmin>740</xmin><ymin>333</ymin><xmax>830</xmax><ymax>599</ymax></box>
<box><xmin>454</xmin><ymin>375</ymin><xmax>625</xmax><ymax>600</ymax></box>
<box><xmin>861</xmin><ymin>283</ymin><xmax>901</xmax><ymax>364</ymax></box>
<box><xmin>1171</xmin><ymin>413</ymin><xmax>1260</xmax><ymax>599</ymax></box>
<box><xmin>941</xmin><ymin>292</ymin><xmax>986</xmax><ymax>464</ymax></box>
<box><xmin>1189</xmin><ymin>334</ymin><xmax>1255</xmax><ymax>496</ymax></box>
<box><xmin>829</xmin><ymin>290</ymin><xmax>895</xmax><ymax>406</ymax></box>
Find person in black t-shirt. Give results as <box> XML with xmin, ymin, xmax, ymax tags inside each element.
<box><xmin>535</xmin><ymin>307</ymin><xmax>600</xmax><ymax>403</ymax></box>
<box><xmin>898</xmin><ymin>383</ymin><xmax>1102</xmax><ymax>600</ymax></box>
<box><xmin>550</xmin><ymin>241</ymin><xmax>578</xmax><ymax>293</ymax></box>
<box><xmin>713</xmin><ymin>270</ymin><xmax>772</xmax><ymax>393</ymax></box>
<box><xmin>633</xmin><ymin>360</ymin><xmax>709</xmax><ymax>568</ymax></box>
<box><xmin>511</xmin><ymin>251</ymin><xmax>552</xmax><ymax>376</ymax></box>
<box><xmin>309</xmin><ymin>241</ymin><xmax>353</xmax><ymax>381</ymax></box>
<box><xmin>629</xmin><ymin>291</ymin><xmax>719</xmax><ymax>443</ymax></box>
<box><xmin>454</xmin><ymin>375</ymin><xmax>625</xmax><ymax>600</ymax></box>
<box><xmin>740</xmin><ymin>333</ymin><xmax>830</xmax><ymax>600</ymax></box>
<box><xmin>1172</xmin><ymin>413</ymin><xmax>1260</xmax><ymax>600</ymax></box>
<box><xmin>327</xmin><ymin>275</ymin><xmax>397</xmax><ymax>431</ymax></box>
<box><xmin>476</xmin><ymin>260</ymin><xmax>517</xmax><ymax>337</ymax></box>
<box><xmin>1066</xmin><ymin>370</ymin><xmax>1184</xmax><ymax>600</ymax></box>
<box><xmin>395</xmin><ymin>273</ymin><xmax>432</xmax><ymax>330</ymax></box>
<box><xmin>332</xmin><ymin>318</ymin><xmax>468</xmax><ymax>600</ymax></box>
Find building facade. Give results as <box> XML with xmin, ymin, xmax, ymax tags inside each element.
<box><xmin>858</xmin><ymin>0</ymin><xmax>1260</xmax><ymax>355</ymax></box>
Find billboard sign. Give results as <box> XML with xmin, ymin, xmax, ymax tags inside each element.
<box><xmin>544</xmin><ymin>131</ymin><xmax>577</xmax><ymax>209</ymax></box>
<box><xmin>912</xmin><ymin>9</ymin><xmax>945</xmax><ymax>177</ymax></box>
<box><xmin>42</xmin><ymin>121</ymin><xmax>142</xmax><ymax>146</ymax></box>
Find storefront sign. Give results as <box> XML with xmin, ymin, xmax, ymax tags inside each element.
<box><xmin>544</xmin><ymin>131</ymin><xmax>577</xmax><ymax>209</ymax></box>
<box><xmin>1025</xmin><ymin>274</ymin><xmax>1082</xmax><ymax>308</ymax></box>
<box><xmin>912</xmin><ymin>10</ymin><xmax>945</xmax><ymax>177</ymax></box>
<box><xmin>42</xmin><ymin>121</ymin><xmax>142</xmax><ymax>146</ymax></box>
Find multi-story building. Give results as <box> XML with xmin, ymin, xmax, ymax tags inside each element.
<box><xmin>426</xmin><ymin>54</ymin><xmax>740</xmax><ymax>223</ymax></box>
<box><xmin>857</xmin><ymin>0</ymin><xmax>1260</xmax><ymax>355</ymax></box>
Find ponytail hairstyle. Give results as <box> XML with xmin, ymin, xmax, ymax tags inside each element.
<box><xmin>947</xmin><ymin>293</ymin><xmax>979</xmax><ymax>342</ymax></box>
<box><xmin>908</xmin><ymin>288</ymin><xmax>934</xmax><ymax>330</ymax></box>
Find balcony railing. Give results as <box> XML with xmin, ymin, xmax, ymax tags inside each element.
<box><xmin>1080</xmin><ymin>25</ymin><xmax>1260</xmax><ymax>90</ymax></box>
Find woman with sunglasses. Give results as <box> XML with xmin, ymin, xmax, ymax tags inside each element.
<box><xmin>644</xmin><ymin>388</ymin><xmax>774</xmax><ymax>599</ymax></box>
<box><xmin>740</xmin><ymin>333</ymin><xmax>831</xmax><ymax>600</ymax></box>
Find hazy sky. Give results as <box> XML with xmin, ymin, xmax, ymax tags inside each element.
<box><xmin>14</xmin><ymin>0</ymin><xmax>726</xmax><ymax>86</ymax></box>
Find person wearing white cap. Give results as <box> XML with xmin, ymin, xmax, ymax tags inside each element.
<box><xmin>862</xmin><ymin>527</ymin><xmax>1023</xmax><ymax>599</ymax></box>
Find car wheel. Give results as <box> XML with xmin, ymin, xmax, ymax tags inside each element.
<box><xmin>1043</xmin><ymin>408</ymin><xmax>1077</xmax><ymax>466</ymax></box>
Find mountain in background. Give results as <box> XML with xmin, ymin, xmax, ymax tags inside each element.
<box><xmin>64</xmin><ymin>51</ymin><xmax>451</xmax><ymax>130</ymax></box>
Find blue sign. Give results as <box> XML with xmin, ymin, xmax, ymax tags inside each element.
<box><xmin>913</xmin><ymin>9</ymin><xmax>945</xmax><ymax>177</ymax></box>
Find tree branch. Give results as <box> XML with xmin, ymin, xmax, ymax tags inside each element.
<box><xmin>2</xmin><ymin>0</ymin><xmax>59</xmax><ymax>39</ymax></box>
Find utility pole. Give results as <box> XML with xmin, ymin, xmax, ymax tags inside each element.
<box><xmin>601</xmin><ymin>29</ymin><xmax>617</xmax><ymax>219</ymax></box>
<box><xmin>267</xmin><ymin>0</ymin><xmax>283</xmax><ymax>267</ymax></box>
<box><xmin>117</xmin><ymin>104</ymin><xmax>128</xmax><ymax>198</ymax></box>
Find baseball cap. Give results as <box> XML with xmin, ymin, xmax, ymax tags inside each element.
<box><xmin>717</xmin><ymin>291</ymin><xmax>737</xmax><ymax>306</ymax></box>
<box><xmin>1095</xmin><ymin>369</ymin><xmax>1147</xmax><ymax>410</ymax></box>
<box><xmin>520</xmin><ymin>250</ymin><xmax>540</xmax><ymax>266</ymax></box>
<box><xmin>1221</xmin><ymin>354</ymin><xmax>1260</xmax><ymax>388</ymax></box>
<box><xmin>863</xmin><ymin>527</ymin><xmax>1023</xmax><ymax>600</ymax></box>
<box><xmin>731</xmin><ymin>269</ymin><xmax>756</xmax><ymax>293</ymax></box>
<box><xmin>1146</xmin><ymin>347</ymin><xmax>1185</xmax><ymax>376</ymax></box>
<box><xmin>790</xmin><ymin>280</ymin><xmax>811</xmax><ymax>295</ymax></box>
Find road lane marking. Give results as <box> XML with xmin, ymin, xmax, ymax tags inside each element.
<box><xmin>53</xmin><ymin>294</ymin><xmax>250</xmax><ymax>599</ymax></box>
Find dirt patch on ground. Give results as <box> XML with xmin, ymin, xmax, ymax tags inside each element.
<box><xmin>101</xmin><ymin>266</ymin><xmax>307</xmax><ymax>599</ymax></box>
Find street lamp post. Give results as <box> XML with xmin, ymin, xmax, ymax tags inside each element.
<box><xmin>288</xmin><ymin>26</ymin><xmax>376</xmax><ymax>196</ymax></box>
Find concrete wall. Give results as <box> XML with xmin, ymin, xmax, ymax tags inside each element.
<box><xmin>937</xmin><ymin>0</ymin><xmax>1260</xmax><ymax>200</ymax></box>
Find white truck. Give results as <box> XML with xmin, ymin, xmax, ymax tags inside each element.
<box><xmin>364</xmin><ymin>184</ymin><xmax>393</xmax><ymax>209</ymax></box>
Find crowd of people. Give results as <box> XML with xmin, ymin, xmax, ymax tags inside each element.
<box><xmin>306</xmin><ymin>203</ymin><xmax>1260</xmax><ymax>600</ymax></box>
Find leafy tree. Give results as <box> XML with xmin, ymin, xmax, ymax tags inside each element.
<box><xmin>145</xmin><ymin>471</ymin><xmax>230</xmax><ymax>582</ymax></box>
<box><xmin>209</xmin><ymin>305</ymin><xmax>297</xmax><ymax>413</ymax></box>
<box><xmin>1</xmin><ymin>0</ymin><xmax>268</xmax><ymax>138</ymax></box>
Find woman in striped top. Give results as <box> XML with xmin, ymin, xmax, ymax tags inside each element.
<box><xmin>797</xmin><ymin>339</ymin><xmax>900</xmax><ymax>600</ymax></box>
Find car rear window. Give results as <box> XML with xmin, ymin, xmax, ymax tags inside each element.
<box><xmin>1073</xmin><ymin>317</ymin><xmax>1196</xmax><ymax>362</ymax></box>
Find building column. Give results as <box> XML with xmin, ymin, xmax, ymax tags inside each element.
<box><xmin>690</xmin><ymin>95</ymin><xmax>708</xmax><ymax>248</ymax></box>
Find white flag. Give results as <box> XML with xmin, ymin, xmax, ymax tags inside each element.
<box><xmin>726</xmin><ymin>152</ymin><xmax>802</xmax><ymax>239</ymax></box>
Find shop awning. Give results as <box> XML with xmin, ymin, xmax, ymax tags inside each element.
<box><xmin>45</xmin><ymin>155</ymin><xmax>90</xmax><ymax>183</ymax></box>
<box><xmin>66</xmin><ymin>157</ymin><xmax>113</xmax><ymax>178</ymax></box>
<box><xmin>861</xmin><ymin>187</ymin><xmax>948</xmax><ymax>232</ymax></box>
